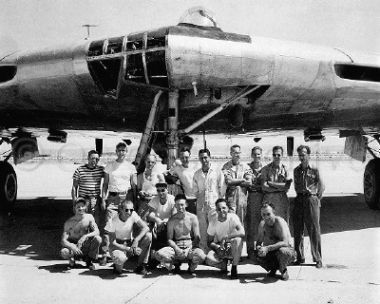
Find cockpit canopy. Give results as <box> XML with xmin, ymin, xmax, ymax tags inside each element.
<box><xmin>178</xmin><ymin>6</ymin><xmax>219</xmax><ymax>29</ymax></box>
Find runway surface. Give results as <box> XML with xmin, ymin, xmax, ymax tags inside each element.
<box><xmin>0</xmin><ymin>159</ymin><xmax>379</xmax><ymax>304</ymax></box>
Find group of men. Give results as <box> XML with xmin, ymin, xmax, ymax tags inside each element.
<box><xmin>62</xmin><ymin>141</ymin><xmax>324</xmax><ymax>280</ymax></box>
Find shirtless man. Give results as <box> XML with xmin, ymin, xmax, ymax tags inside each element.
<box><xmin>254</xmin><ymin>203</ymin><xmax>296</xmax><ymax>280</ymax></box>
<box><xmin>155</xmin><ymin>194</ymin><xmax>206</xmax><ymax>275</ymax></box>
<box><xmin>61</xmin><ymin>198</ymin><xmax>101</xmax><ymax>270</ymax></box>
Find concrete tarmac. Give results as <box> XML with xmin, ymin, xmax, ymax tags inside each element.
<box><xmin>1</xmin><ymin>194</ymin><xmax>380</xmax><ymax>304</ymax></box>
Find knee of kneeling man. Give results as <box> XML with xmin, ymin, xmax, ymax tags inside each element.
<box><xmin>278</xmin><ymin>247</ymin><xmax>292</xmax><ymax>255</ymax></box>
<box><xmin>192</xmin><ymin>248</ymin><xmax>206</xmax><ymax>261</ymax></box>
<box><xmin>144</xmin><ymin>232</ymin><xmax>152</xmax><ymax>242</ymax></box>
<box><xmin>60</xmin><ymin>248</ymin><xmax>71</xmax><ymax>259</ymax></box>
<box><xmin>93</xmin><ymin>235</ymin><xmax>102</xmax><ymax>243</ymax></box>
<box><xmin>112</xmin><ymin>250</ymin><xmax>127</xmax><ymax>264</ymax></box>
<box><xmin>230</xmin><ymin>237</ymin><xmax>242</xmax><ymax>244</ymax></box>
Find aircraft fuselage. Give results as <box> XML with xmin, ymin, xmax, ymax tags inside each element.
<box><xmin>1</xmin><ymin>24</ymin><xmax>380</xmax><ymax>135</ymax></box>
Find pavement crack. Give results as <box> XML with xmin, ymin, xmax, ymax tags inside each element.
<box><xmin>124</xmin><ymin>277</ymin><xmax>162</xmax><ymax>304</ymax></box>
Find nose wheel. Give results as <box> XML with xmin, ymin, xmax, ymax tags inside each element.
<box><xmin>0</xmin><ymin>161</ymin><xmax>17</xmax><ymax>212</ymax></box>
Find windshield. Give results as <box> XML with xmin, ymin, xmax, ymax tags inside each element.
<box><xmin>178</xmin><ymin>7</ymin><xmax>219</xmax><ymax>28</ymax></box>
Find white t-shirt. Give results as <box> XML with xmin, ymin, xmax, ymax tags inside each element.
<box><xmin>105</xmin><ymin>160</ymin><xmax>136</xmax><ymax>192</ymax></box>
<box><xmin>207</xmin><ymin>213</ymin><xmax>241</xmax><ymax>243</ymax></box>
<box><xmin>104</xmin><ymin>212</ymin><xmax>141</xmax><ymax>240</ymax></box>
<box><xmin>170</xmin><ymin>165</ymin><xmax>196</xmax><ymax>199</ymax></box>
<box><xmin>148</xmin><ymin>194</ymin><xmax>176</xmax><ymax>221</ymax></box>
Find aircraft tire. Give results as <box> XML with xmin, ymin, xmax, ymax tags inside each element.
<box><xmin>0</xmin><ymin>161</ymin><xmax>17</xmax><ymax>212</ymax></box>
<box><xmin>363</xmin><ymin>159</ymin><xmax>380</xmax><ymax>210</ymax></box>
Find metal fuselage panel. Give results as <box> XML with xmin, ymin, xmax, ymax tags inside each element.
<box><xmin>0</xmin><ymin>25</ymin><xmax>380</xmax><ymax>134</ymax></box>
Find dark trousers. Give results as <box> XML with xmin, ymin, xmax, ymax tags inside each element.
<box><xmin>293</xmin><ymin>194</ymin><xmax>322</xmax><ymax>262</ymax></box>
<box><xmin>254</xmin><ymin>247</ymin><xmax>296</xmax><ymax>272</ymax></box>
<box><xmin>186</xmin><ymin>198</ymin><xmax>197</xmax><ymax>215</ymax></box>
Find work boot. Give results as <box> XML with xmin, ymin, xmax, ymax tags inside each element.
<box><xmin>86</xmin><ymin>259</ymin><xmax>96</xmax><ymax>271</ymax></box>
<box><xmin>292</xmin><ymin>258</ymin><xmax>305</xmax><ymax>265</ymax></box>
<box><xmin>280</xmin><ymin>269</ymin><xmax>289</xmax><ymax>281</ymax></box>
<box><xmin>220</xmin><ymin>260</ymin><xmax>228</xmax><ymax>274</ymax></box>
<box><xmin>68</xmin><ymin>257</ymin><xmax>76</xmax><ymax>269</ymax></box>
<box><xmin>268</xmin><ymin>269</ymin><xmax>277</xmax><ymax>277</ymax></box>
<box><xmin>172</xmin><ymin>264</ymin><xmax>181</xmax><ymax>274</ymax></box>
<box><xmin>316</xmin><ymin>261</ymin><xmax>323</xmax><ymax>269</ymax></box>
<box><xmin>230</xmin><ymin>265</ymin><xmax>238</xmax><ymax>280</ymax></box>
<box><xmin>135</xmin><ymin>264</ymin><xmax>149</xmax><ymax>275</ymax></box>
<box><xmin>99</xmin><ymin>255</ymin><xmax>108</xmax><ymax>266</ymax></box>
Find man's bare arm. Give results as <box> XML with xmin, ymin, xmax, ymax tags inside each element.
<box><xmin>71</xmin><ymin>180</ymin><xmax>79</xmax><ymax>203</ymax></box>
<box><xmin>191</xmin><ymin>215</ymin><xmax>201</xmax><ymax>248</ymax></box>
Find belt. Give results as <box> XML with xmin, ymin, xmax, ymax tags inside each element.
<box><xmin>109</xmin><ymin>191</ymin><xmax>127</xmax><ymax>196</ymax></box>
<box><xmin>297</xmin><ymin>193</ymin><xmax>316</xmax><ymax>196</ymax></box>
<box><xmin>249</xmin><ymin>190</ymin><xmax>263</xmax><ymax>193</ymax></box>
<box><xmin>116</xmin><ymin>239</ymin><xmax>131</xmax><ymax>244</ymax></box>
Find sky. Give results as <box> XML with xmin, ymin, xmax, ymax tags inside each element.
<box><xmin>1</xmin><ymin>0</ymin><xmax>379</xmax><ymax>54</ymax></box>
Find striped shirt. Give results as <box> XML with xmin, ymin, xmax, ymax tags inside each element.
<box><xmin>73</xmin><ymin>165</ymin><xmax>104</xmax><ymax>197</ymax></box>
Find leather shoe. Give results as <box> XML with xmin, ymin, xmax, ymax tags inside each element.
<box><xmin>280</xmin><ymin>269</ymin><xmax>289</xmax><ymax>281</ymax></box>
<box><xmin>316</xmin><ymin>261</ymin><xmax>323</xmax><ymax>269</ymax></box>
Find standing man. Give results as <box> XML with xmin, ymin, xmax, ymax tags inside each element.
<box><xmin>101</xmin><ymin>142</ymin><xmax>136</xmax><ymax>265</ymax></box>
<box><xmin>206</xmin><ymin>198</ymin><xmax>245</xmax><ymax>279</ymax></box>
<box><xmin>293</xmin><ymin>145</ymin><xmax>325</xmax><ymax>268</ymax></box>
<box><xmin>136</xmin><ymin>154</ymin><xmax>165</xmax><ymax>203</ymax></box>
<box><xmin>261</xmin><ymin>146</ymin><xmax>292</xmax><ymax>223</ymax></box>
<box><xmin>102</xmin><ymin>142</ymin><xmax>136</xmax><ymax>221</ymax></box>
<box><xmin>72</xmin><ymin>150</ymin><xmax>104</xmax><ymax>216</ymax></box>
<box><xmin>246</xmin><ymin>146</ymin><xmax>264</xmax><ymax>258</ymax></box>
<box><xmin>254</xmin><ymin>203</ymin><xmax>296</xmax><ymax>280</ymax></box>
<box><xmin>193</xmin><ymin>148</ymin><xmax>225</xmax><ymax>251</ymax></box>
<box><xmin>61</xmin><ymin>198</ymin><xmax>102</xmax><ymax>270</ymax></box>
<box><xmin>155</xmin><ymin>194</ymin><xmax>206</xmax><ymax>275</ymax></box>
<box><xmin>222</xmin><ymin>145</ymin><xmax>252</xmax><ymax>228</ymax></box>
<box><xmin>134</xmin><ymin>155</ymin><xmax>165</xmax><ymax>221</ymax></box>
<box><xmin>168</xmin><ymin>148</ymin><xmax>197</xmax><ymax>214</ymax></box>
<box><xmin>104</xmin><ymin>199</ymin><xmax>152</xmax><ymax>275</ymax></box>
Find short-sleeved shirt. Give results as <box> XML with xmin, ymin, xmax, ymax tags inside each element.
<box><xmin>105</xmin><ymin>160</ymin><xmax>136</xmax><ymax>193</ymax></box>
<box><xmin>294</xmin><ymin>164</ymin><xmax>321</xmax><ymax>195</ymax></box>
<box><xmin>170</xmin><ymin>165</ymin><xmax>196</xmax><ymax>199</ymax></box>
<box><xmin>72</xmin><ymin>165</ymin><xmax>104</xmax><ymax>197</ymax></box>
<box><xmin>222</xmin><ymin>160</ymin><xmax>252</xmax><ymax>208</ymax></box>
<box><xmin>207</xmin><ymin>213</ymin><xmax>242</xmax><ymax>243</ymax></box>
<box><xmin>148</xmin><ymin>194</ymin><xmax>176</xmax><ymax>221</ymax></box>
<box><xmin>104</xmin><ymin>212</ymin><xmax>141</xmax><ymax>240</ymax></box>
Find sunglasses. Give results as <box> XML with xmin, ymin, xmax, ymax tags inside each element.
<box><xmin>262</xmin><ymin>212</ymin><xmax>271</xmax><ymax>216</ymax></box>
<box><xmin>272</xmin><ymin>154</ymin><xmax>282</xmax><ymax>157</ymax></box>
<box><xmin>125</xmin><ymin>208</ymin><xmax>134</xmax><ymax>212</ymax></box>
<box><xmin>157</xmin><ymin>189</ymin><xmax>166</xmax><ymax>193</ymax></box>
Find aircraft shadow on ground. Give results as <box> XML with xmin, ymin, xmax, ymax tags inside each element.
<box><xmin>0</xmin><ymin>195</ymin><xmax>379</xmax><ymax>261</ymax></box>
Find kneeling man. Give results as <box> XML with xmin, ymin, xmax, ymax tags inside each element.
<box><xmin>155</xmin><ymin>194</ymin><xmax>206</xmax><ymax>274</ymax></box>
<box><xmin>61</xmin><ymin>197</ymin><xmax>101</xmax><ymax>270</ymax></box>
<box><xmin>254</xmin><ymin>203</ymin><xmax>296</xmax><ymax>280</ymax></box>
<box><xmin>206</xmin><ymin>198</ymin><xmax>245</xmax><ymax>279</ymax></box>
<box><xmin>104</xmin><ymin>199</ymin><xmax>152</xmax><ymax>275</ymax></box>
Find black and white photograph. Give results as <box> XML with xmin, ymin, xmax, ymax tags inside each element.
<box><xmin>0</xmin><ymin>1</ymin><xmax>379</xmax><ymax>303</ymax></box>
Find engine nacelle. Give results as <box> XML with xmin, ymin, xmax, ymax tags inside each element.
<box><xmin>11</xmin><ymin>137</ymin><xmax>39</xmax><ymax>164</ymax></box>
